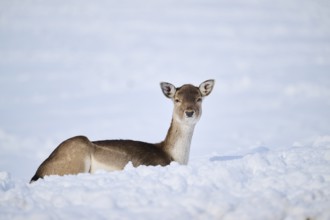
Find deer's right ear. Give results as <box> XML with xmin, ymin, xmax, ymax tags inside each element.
<box><xmin>160</xmin><ymin>82</ymin><xmax>176</xmax><ymax>98</ymax></box>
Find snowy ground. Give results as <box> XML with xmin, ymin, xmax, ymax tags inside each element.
<box><xmin>1</xmin><ymin>143</ymin><xmax>330</xmax><ymax>220</ymax></box>
<box><xmin>1</xmin><ymin>0</ymin><xmax>330</xmax><ymax>219</ymax></box>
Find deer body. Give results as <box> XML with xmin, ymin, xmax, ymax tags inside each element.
<box><xmin>30</xmin><ymin>80</ymin><xmax>214</xmax><ymax>182</ymax></box>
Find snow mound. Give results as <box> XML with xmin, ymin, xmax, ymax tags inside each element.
<box><xmin>1</xmin><ymin>145</ymin><xmax>330</xmax><ymax>220</ymax></box>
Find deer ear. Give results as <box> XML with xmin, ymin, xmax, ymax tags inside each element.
<box><xmin>160</xmin><ymin>82</ymin><xmax>176</xmax><ymax>98</ymax></box>
<box><xmin>199</xmin><ymin>79</ymin><xmax>215</xmax><ymax>97</ymax></box>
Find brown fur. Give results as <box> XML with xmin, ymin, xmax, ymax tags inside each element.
<box><xmin>92</xmin><ymin>140</ymin><xmax>172</xmax><ymax>167</ymax></box>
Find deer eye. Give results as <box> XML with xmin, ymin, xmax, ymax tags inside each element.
<box><xmin>175</xmin><ymin>99</ymin><xmax>181</xmax><ymax>103</ymax></box>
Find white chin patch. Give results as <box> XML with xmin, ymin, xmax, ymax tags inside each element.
<box><xmin>174</xmin><ymin>114</ymin><xmax>199</xmax><ymax>124</ymax></box>
<box><xmin>184</xmin><ymin>115</ymin><xmax>199</xmax><ymax>124</ymax></box>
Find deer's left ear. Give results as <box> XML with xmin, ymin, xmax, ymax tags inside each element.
<box><xmin>160</xmin><ymin>82</ymin><xmax>177</xmax><ymax>99</ymax></box>
<box><xmin>199</xmin><ymin>79</ymin><xmax>215</xmax><ymax>97</ymax></box>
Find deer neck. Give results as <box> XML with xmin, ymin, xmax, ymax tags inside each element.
<box><xmin>162</xmin><ymin>119</ymin><xmax>196</xmax><ymax>165</ymax></box>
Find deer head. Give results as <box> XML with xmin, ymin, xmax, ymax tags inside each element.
<box><xmin>160</xmin><ymin>79</ymin><xmax>215</xmax><ymax>125</ymax></box>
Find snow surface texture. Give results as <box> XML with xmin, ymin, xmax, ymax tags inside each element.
<box><xmin>1</xmin><ymin>143</ymin><xmax>330</xmax><ymax>219</ymax></box>
<box><xmin>1</xmin><ymin>0</ymin><xmax>330</xmax><ymax>219</ymax></box>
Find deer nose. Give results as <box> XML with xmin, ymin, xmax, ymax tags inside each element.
<box><xmin>185</xmin><ymin>110</ymin><xmax>195</xmax><ymax>118</ymax></box>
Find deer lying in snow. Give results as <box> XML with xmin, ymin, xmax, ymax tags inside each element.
<box><xmin>30</xmin><ymin>80</ymin><xmax>215</xmax><ymax>182</ymax></box>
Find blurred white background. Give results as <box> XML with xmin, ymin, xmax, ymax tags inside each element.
<box><xmin>0</xmin><ymin>0</ymin><xmax>330</xmax><ymax>179</ymax></box>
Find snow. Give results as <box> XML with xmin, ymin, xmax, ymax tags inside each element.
<box><xmin>1</xmin><ymin>0</ymin><xmax>330</xmax><ymax>219</ymax></box>
<box><xmin>1</xmin><ymin>143</ymin><xmax>330</xmax><ymax>219</ymax></box>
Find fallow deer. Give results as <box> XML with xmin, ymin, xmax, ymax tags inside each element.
<box><xmin>30</xmin><ymin>80</ymin><xmax>215</xmax><ymax>182</ymax></box>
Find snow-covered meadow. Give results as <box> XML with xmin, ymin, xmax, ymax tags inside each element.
<box><xmin>1</xmin><ymin>0</ymin><xmax>330</xmax><ymax>219</ymax></box>
<box><xmin>1</xmin><ymin>144</ymin><xmax>330</xmax><ymax>219</ymax></box>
